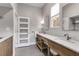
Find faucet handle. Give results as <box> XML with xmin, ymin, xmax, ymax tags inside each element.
<box><xmin>64</xmin><ymin>33</ymin><xmax>69</xmax><ymax>36</ymax></box>
<box><xmin>69</xmin><ymin>36</ymin><xmax>71</xmax><ymax>39</ymax></box>
<box><xmin>64</xmin><ymin>33</ymin><xmax>67</xmax><ymax>36</ymax></box>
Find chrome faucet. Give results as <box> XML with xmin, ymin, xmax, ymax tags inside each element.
<box><xmin>64</xmin><ymin>33</ymin><xmax>71</xmax><ymax>40</ymax></box>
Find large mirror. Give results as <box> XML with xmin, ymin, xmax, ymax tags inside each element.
<box><xmin>62</xmin><ymin>3</ymin><xmax>79</xmax><ymax>31</ymax></box>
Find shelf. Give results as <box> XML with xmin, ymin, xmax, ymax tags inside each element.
<box><xmin>20</xmin><ymin>38</ymin><xmax>29</xmax><ymax>40</ymax></box>
<box><xmin>20</xmin><ymin>37</ymin><xmax>28</xmax><ymax>39</ymax></box>
<box><xmin>20</xmin><ymin>34</ymin><xmax>28</xmax><ymax>38</ymax></box>
<box><xmin>19</xmin><ymin>27</ymin><xmax>29</xmax><ymax>29</ymax></box>
<box><xmin>19</xmin><ymin>24</ymin><xmax>28</xmax><ymax>28</ymax></box>
<box><xmin>20</xmin><ymin>39</ymin><xmax>28</xmax><ymax>43</ymax></box>
<box><xmin>19</xmin><ymin>18</ymin><xmax>29</xmax><ymax>23</ymax></box>
<box><xmin>17</xmin><ymin>17</ymin><xmax>30</xmax><ymax>47</ymax></box>
<box><xmin>18</xmin><ymin>33</ymin><xmax>28</xmax><ymax>34</ymax></box>
<box><xmin>18</xmin><ymin>22</ymin><xmax>29</xmax><ymax>24</ymax></box>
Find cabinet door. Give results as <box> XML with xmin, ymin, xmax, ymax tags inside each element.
<box><xmin>48</xmin><ymin>40</ymin><xmax>78</xmax><ymax>56</ymax></box>
<box><xmin>0</xmin><ymin>37</ymin><xmax>13</xmax><ymax>56</ymax></box>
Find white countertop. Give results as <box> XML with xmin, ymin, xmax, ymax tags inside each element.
<box><xmin>0</xmin><ymin>34</ymin><xmax>13</xmax><ymax>43</ymax></box>
<box><xmin>37</xmin><ymin>33</ymin><xmax>79</xmax><ymax>53</ymax></box>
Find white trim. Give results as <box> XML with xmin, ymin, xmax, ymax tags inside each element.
<box><xmin>11</xmin><ymin>3</ymin><xmax>16</xmax><ymax>56</ymax></box>
<box><xmin>15</xmin><ymin>43</ymin><xmax>30</xmax><ymax>48</ymax></box>
<box><xmin>15</xmin><ymin>42</ymin><xmax>36</xmax><ymax>48</ymax></box>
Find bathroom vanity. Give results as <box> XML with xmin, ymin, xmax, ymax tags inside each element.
<box><xmin>36</xmin><ymin>33</ymin><xmax>79</xmax><ymax>56</ymax></box>
<box><xmin>0</xmin><ymin>35</ymin><xmax>13</xmax><ymax>56</ymax></box>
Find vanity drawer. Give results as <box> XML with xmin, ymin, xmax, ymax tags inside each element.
<box><xmin>37</xmin><ymin>34</ymin><xmax>48</xmax><ymax>45</ymax></box>
<box><xmin>42</xmin><ymin>38</ymin><xmax>48</xmax><ymax>45</ymax></box>
<box><xmin>48</xmin><ymin>40</ymin><xmax>79</xmax><ymax>56</ymax></box>
<box><xmin>37</xmin><ymin>34</ymin><xmax>42</xmax><ymax>40</ymax></box>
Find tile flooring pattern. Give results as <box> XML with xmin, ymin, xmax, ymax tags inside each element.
<box><xmin>15</xmin><ymin>45</ymin><xmax>44</xmax><ymax>56</ymax></box>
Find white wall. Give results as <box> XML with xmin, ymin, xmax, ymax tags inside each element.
<box><xmin>42</xmin><ymin>3</ymin><xmax>54</xmax><ymax>17</ymax></box>
<box><xmin>0</xmin><ymin>10</ymin><xmax>13</xmax><ymax>37</ymax></box>
<box><xmin>17</xmin><ymin>4</ymin><xmax>43</xmax><ymax>44</ymax></box>
<box><xmin>62</xmin><ymin>3</ymin><xmax>79</xmax><ymax>17</ymax></box>
<box><xmin>42</xmin><ymin>3</ymin><xmax>54</xmax><ymax>30</ymax></box>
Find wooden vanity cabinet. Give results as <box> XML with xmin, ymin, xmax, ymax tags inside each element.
<box><xmin>36</xmin><ymin>34</ymin><xmax>48</xmax><ymax>55</ymax></box>
<box><xmin>48</xmin><ymin>39</ymin><xmax>79</xmax><ymax>56</ymax></box>
<box><xmin>36</xmin><ymin>34</ymin><xmax>79</xmax><ymax>56</ymax></box>
<box><xmin>0</xmin><ymin>36</ymin><xmax>13</xmax><ymax>56</ymax></box>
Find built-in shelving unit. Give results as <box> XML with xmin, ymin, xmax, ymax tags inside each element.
<box><xmin>17</xmin><ymin>17</ymin><xmax>30</xmax><ymax>47</ymax></box>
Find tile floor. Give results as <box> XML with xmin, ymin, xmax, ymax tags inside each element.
<box><xmin>15</xmin><ymin>45</ymin><xmax>44</xmax><ymax>56</ymax></box>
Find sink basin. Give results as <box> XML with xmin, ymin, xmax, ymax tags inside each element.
<box><xmin>0</xmin><ymin>37</ymin><xmax>2</xmax><ymax>39</ymax></box>
<box><xmin>66</xmin><ymin>39</ymin><xmax>79</xmax><ymax>44</ymax></box>
<box><xmin>58</xmin><ymin>36</ymin><xmax>79</xmax><ymax>44</ymax></box>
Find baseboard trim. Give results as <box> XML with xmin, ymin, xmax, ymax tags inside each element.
<box><xmin>15</xmin><ymin>44</ymin><xmax>30</xmax><ymax>48</ymax></box>
<box><xmin>15</xmin><ymin>42</ymin><xmax>36</xmax><ymax>48</ymax></box>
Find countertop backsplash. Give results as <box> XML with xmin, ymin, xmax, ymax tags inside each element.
<box><xmin>45</xmin><ymin>28</ymin><xmax>79</xmax><ymax>42</ymax></box>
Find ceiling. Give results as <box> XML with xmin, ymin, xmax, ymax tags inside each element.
<box><xmin>60</xmin><ymin>3</ymin><xmax>68</xmax><ymax>8</ymax></box>
<box><xmin>0</xmin><ymin>3</ymin><xmax>12</xmax><ymax>17</ymax></box>
<box><xmin>0</xmin><ymin>3</ymin><xmax>12</xmax><ymax>8</ymax></box>
<box><xmin>24</xmin><ymin>3</ymin><xmax>46</xmax><ymax>8</ymax></box>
